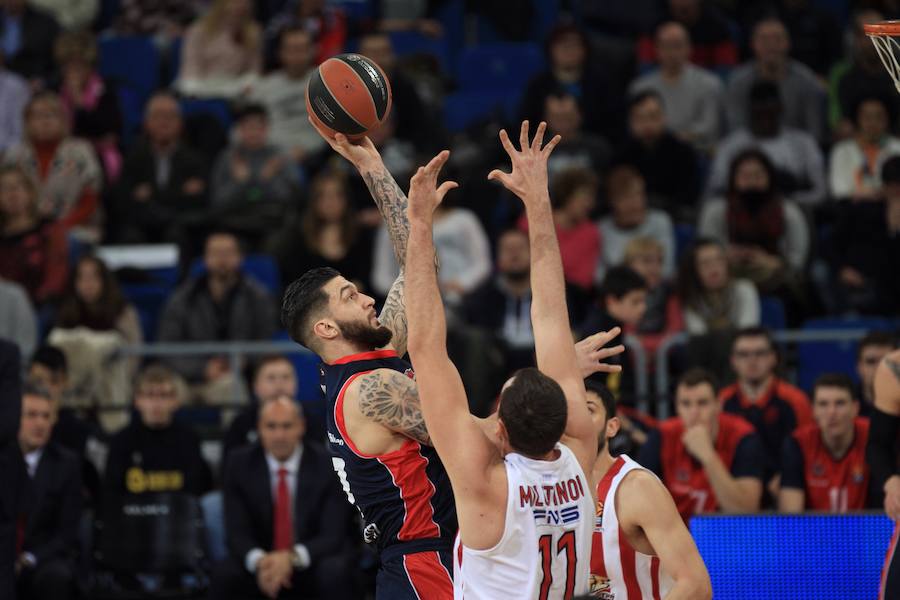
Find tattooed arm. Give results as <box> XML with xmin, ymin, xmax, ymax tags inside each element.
<box><xmin>354</xmin><ymin>368</ymin><xmax>431</xmax><ymax>446</ymax></box>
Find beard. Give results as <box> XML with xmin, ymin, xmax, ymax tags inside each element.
<box><xmin>336</xmin><ymin>318</ymin><xmax>393</xmax><ymax>350</ymax></box>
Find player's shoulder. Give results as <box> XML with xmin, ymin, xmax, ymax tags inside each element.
<box><xmin>790</xmin><ymin>422</ymin><xmax>821</xmax><ymax>445</ymax></box>
<box><xmin>773</xmin><ymin>379</ymin><xmax>810</xmax><ymax>407</ymax></box>
<box><xmin>855</xmin><ymin>417</ymin><xmax>870</xmax><ymax>437</ymax></box>
<box><xmin>658</xmin><ymin>416</ymin><xmax>684</xmax><ymax>436</ymax></box>
<box><xmin>718</xmin><ymin>383</ymin><xmax>740</xmax><ymax>403</ymax></box>
<box><xmin>719</xmin><ymin>412</ymin><xmax>756</xmax><ymax>437</ymax></box>
<box><xmin>614</xmin><ymin>466</ymin><xmax>670</xmax><ymax>518</ymax></box>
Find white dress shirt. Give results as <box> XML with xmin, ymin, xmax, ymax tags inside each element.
<box><xmin>24</xmin><ymin>448</ymin><xmax>43</xmax><ymax>478</ymax></box>
<box><xmin>245</xmin><ymin>445</ymin><xmax>311</xmax><ymax>573</ymax></box>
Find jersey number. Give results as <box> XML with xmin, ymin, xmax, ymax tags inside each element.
<box><xmin>689</xmin><ymin>489</ymin><xmax>709</xmax><ymax>515</ymax></box>
<box><xmin>828</xmin><ymin>486</ymin><xmax>848</xmax><ymax>512</ymax></box>
<box><xmin>537</xmin><ymin>530</ymin><xmax>577</xmax><ymax>600</ymax></box>
<box><xmin>331</xmin><ymin>457</ymin><xmax>356</xmax><ymax>504</ymax></box>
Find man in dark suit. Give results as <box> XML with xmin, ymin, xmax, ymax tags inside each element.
<box><xmin>210</xmin><ymin>396</ymin><xmax>355</xmax><ymax>600</ymax></box>
<box><xmin>0</xmin><ymin>340</ymin><xmax>23</xmax><ymax>600</ymax></box>
<box><xmin>16</xmin><ymin>380</ymin><xmax>82</xmax><ymax>600</ymax></box>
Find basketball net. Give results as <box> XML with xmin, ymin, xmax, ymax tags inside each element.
<box><xmin>866</xmin><ymin>22</ymin><xmax>900</xmax><ymax>94</ymax></box>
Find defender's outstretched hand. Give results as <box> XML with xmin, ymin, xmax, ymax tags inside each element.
<box><xmin>407</xmin><ymin>150</ymin><xmax>458</xmax><ymax>224</ymax></box>
<box><xmin>308</xmin><ymin>115</ymin><xmax>382</xmax><ymax>171</ymax></box>
<box><xmin>488</xmin><ymin>120</ymin><xmax>561</xmax><ymax>202</ymax></box>
<box><xmin>575</xmin><ymin>327</ymin><xmax>625</xmax><ymax>378</ymax></box>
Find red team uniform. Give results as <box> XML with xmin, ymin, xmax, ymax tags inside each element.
<box><xmin>638</xmin><ymin>413</ymin><xmax>766</xmax><ymax>521</ymax></box>
<box><xmin>779</xmin><ymin>418</ymin><xmax>871</xmax><ymax>511</ymax></box>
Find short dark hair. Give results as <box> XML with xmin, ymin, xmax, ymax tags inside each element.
<box><xmin>550</xmin><ymin>167</ymin><xmax>598</xmax><ymax>210</ymax></box>
<box><xmin>851</xmin><ymin>93</ymin><xmax>896</xmax><ymax>129</ymax></box>
<box><xmin>253</xmin><ymin>354</ymin><xmax>294</xmax><ymax>382</ymax></box>
<box><xmin>22</xmin><ymin>378</ymin><xmax>53</xmax><ymax>402</ymax></box>
<box><xmin>812</xmin><ymin>373</ymin><xmax>857</xmax><ymax>401</ymax></box>
<box><xmin>858</xmin><ymin>331</ymin><xmax>897</xmax><ymax>360</ymax></box>
<box><xmin>882</xmin><ymin>155</ymin><xmax>900</xmax><ymax>185</ymax></box>
<box><xmin>31</xmin><ymin>346</ymin><xmax>67</xmax><ymax>375</ymax></box>
<box><xmin>281</xmin><ymin>267</ymin><xmax>342</xmax><ymax>351</ymax></box>
<box><xmin>628</xmin><ymin>89</ymin><xmax>664</xmax><ymax>113</ymax></box>
<box><xmin>234</xmin><ymin>102</ymin><xmax>268</xmax><ymax>123</ymax></box>
<box><xmin>544</xmin><ymin>23</ymin><xmax>589</xmax><ymax>59</ymax></box>
<box><xmin>498</xmin><ymin>368</ymin><xmax>568</xmax><ymax>457</ymax></box>
<box><xmin>599</xmin><ymin>266</ymin><xmax>646</xmax><ymax>301</ymax></box>
<box><xmin>677</xmin><ymin>367</ymin><xmax>718</xmax><ymax>393</ymax></box>
<box><xmin>584</xmin><ymin>379</ymin><xmax>616</xmax><ymax>419</ymax></box>
<box><xmin>732</xmin><ymin>326</ymin><xmax>775</xmax><ymax>352</ymax></box>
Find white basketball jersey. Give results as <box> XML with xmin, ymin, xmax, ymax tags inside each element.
<box><xmin>454</xmin><ymin>443</ymin><xmax>594</xmax><ymax>600</ymax></box>
<box><xmin>589</xmin><ymin>455</ymin><xmax>674</xmax><ymax>599</ymax></box>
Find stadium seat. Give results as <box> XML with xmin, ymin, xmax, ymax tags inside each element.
<box><xmin>456</xmin><ymin>43</ymin><xmax>544</xmax><ymax>91</ymax></box>
<box><xmin>388</xmin><ymin>30</ymin><xmax>452</xmax><ymax>73</ymax></box>
<box><xmin>188</xmin><ymin>254</ymin><xmax>281</xmax><ymax>295</ymax></box>
<box><xmin>443</xmin><ymin>90</ymin><xmax>519</xmax><ymax>132</ymax></box>
<box><xmin>327</xmin><ymin>0</ymin><xmax>375</xmax><ymax>20</ymax></box>
<box><xmin>99</xmin><ymin>36</ymin><xmax>160</xmax><ymax>98</ymax></box>
<box><xmin>674</xmin><ymin>222</ymin><xmax>696</xmax><ymax>261</ymax></box>
<box><xmin>474</xmin><ymin>0</ymin><xmax>559</xmax><ymax>43</ymax></box>
<box><xmin>179</xmin><ymin>98</ymin><xmax>233</xmax><ymax>133</ymax></box>
<box><xmin>271</xmin><ymin>331</ymin><xmax>326</xmax><ymax>424</ymax></box>
<box><xmin>435</xmin><ymin>0</ymin><xmax>464</xmax><ymax>67</ymax></box>
<box><xmin>120</xmin><ymin>283</ymin><xmax>172</xmax><ymax>342</ymax></box>
<box><xmin>116</xmin><ymin>84</ymin><xmax>148</xmax><ymax>144</ymax></box>
<box><xmin>759</xmin><ymin>296</ymin><xmax>787</xmax><ymax>331</ymax></box>
<box><xmin>796</xmin><ymin>316</ymin><xmax>894</xmax><ymax>392</ymax></box>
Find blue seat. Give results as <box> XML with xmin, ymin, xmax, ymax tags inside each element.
<box><xmin>116</xmin><ymin>80</ymin><xmax>148</xmax><ymax>144</ymax></box>
<box><xmin>328</xmin><ymin>0</ymin><xmax>376</xmax><ymax>20</ymax></box>
<box><xmin>99</xmin><ymin>36</ymin><xmax>160</xmax><ymax>97</ymax></box>
<box><xmin>272</xmin><ymin>331</ymin><xmax>325</xmax><ymax>408</ymax></box>
<box><xmin>797</xmin><ymin>317</ymin><xmax>894</xmax><ymax>392</ymax></box>
<box><xmin>674</xmin><ymin>222</ymin><xmax>696</xmax><ymax>261</ymax></box>
<box><xmin>759</xmin><ymin>296</ymin><xmax>786</xmax><ymax>331</ymax></box>
<box><xmin>180</xmin><ymin>98</ymin><xmax>233</xmax><ymax>132</ymax></box>
<box><xmin>189</xmin><ymin>254</ymin><xmax>281</xmax><ymax>295</ymax></box>
<box><xmin>475</xmin><ymin>0</ymin><xmax>559</xmax><ymax>43</ymax></box>
<box><xmin>456</xmin><ymin>43</ymin><xmax>544</xmax><ymax>91</ymax></box>
<box><xmin>121</xmin><ymin>283</ymin><xmax>172</xmax><ymax>342</ymax></box>
<box><xmin>388</xmin><ymin>31</ymin><xmax>452</xmax><ymax>73</ymax></box>
<box><xmin>435</xmin><ymin>0</ymin><xmax>464</xmax><ymax>68</ymax></box>
<box><xmin>443</xmin><ymin>90</ymin><xmax>516</xmax><ymax>132</ymax></box>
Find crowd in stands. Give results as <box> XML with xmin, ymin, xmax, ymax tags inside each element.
<box><xmin>1</xmin><ymin>0</ymin><xmax>899</xmax><ymax>598</ymax></box>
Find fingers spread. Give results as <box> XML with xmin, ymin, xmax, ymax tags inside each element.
<box><xmin>498</xmin><ymin>128</ymin><xmax>515</xmax><ymax>156</ymax></box>
<box><xmin>542</xmin><ymin>134</ymin><xmax>562</xmax><ymax>157</ymax></box>
<box><xmin>436</xmin><ymin>180</ymin><xmax>459</xmax><ymax>200</ymax></box>
<box><xmin>532</xmin><ymin>121</ymin><xmax>546</xmax><ymax>151</ymax></box>
<box><xmin>519</xmin><ymin>120</ymin><xmax>529</xmax><ymax>151</ymax></box>
<box><xmin>425</xmin><ymin>149</ymin><xmax>451</xmax><ymax>176</ymax></box>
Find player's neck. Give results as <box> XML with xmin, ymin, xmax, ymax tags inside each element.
<box><xmin>740</xmin><ymin>375</ymin><xmax>774</xmax><ymax>401</ymax></box>
<box><xmin>321</xmin><ymin>340</ymin><xmax>377</xmax><ymax>364</ymax></box>
<box><xmin>592</xmin><ymin>448</ymin><xmax>616</xmax><ymax>483</ymax></box>
<box><xmin>822</xmin><ymin>428</ymin><xmax>855</xmax><ymax>459</ymax></box>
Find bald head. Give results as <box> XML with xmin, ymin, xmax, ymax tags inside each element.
<box><xmin>258</xmin><ymin>396</ymin><xmax>305</xmax><ymax>461</ymax></box>
<box><xmin>656</xmin><ymin>21</ymin><xmax>691</xmax><ymax>72</ymax></box>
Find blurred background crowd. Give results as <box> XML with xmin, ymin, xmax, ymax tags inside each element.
<box><xmin>1</xmin><ymin>0</ymin><xmax>899</xmax><ymax>598</ymax></box>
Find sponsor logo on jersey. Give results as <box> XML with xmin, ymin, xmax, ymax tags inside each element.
<box><xmin>852</xmin><ymin>465</ymin><xmax>866</xmax><ymax>484</ymax></box>
<box><xmin>533</xmin><ymin>504</ymin><xmax>581</xmax><ymax>525</ymax></box>
<box><xmin>589</xmin><ymin>574</ymin><xmax>614</xmax><ymax>599</ymax></box>
<box><xmin>404</xmin><ymin>368</ymin><xmax>415</xmax><ymax>380</ymax></box>
<box><xmin>328</xmin><ymin>431</ymin><xmax>345</xmax><ymax>446</ymax></box>
<box><xmin>675</xmin><ymin>468</ymin><xmax>690</xmax><ymax>482</ymax></box>
<box><xmin>518</xmin><ymin>476</ymin><xmax>586</xmax><ymax>508</ymax></box>
<box><xmin>594</xmin><ymin>500</ymin><xmax>604</xmax><ymax>532</ymax></box>
<box><xmin>363</xmin><ymin>522</ymin><xmax>381</xmax><ymax>544</ymax></box>
<box><xmin>811</xmin><ymin>462</ymin><xmax>826</xmax><ymax>477</ymax></box>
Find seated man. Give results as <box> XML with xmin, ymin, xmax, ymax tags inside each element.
<box><xmin>104</xmin><ymin>365</ymin><xmax>212</xmax><ymax>498</ymax></box>
<box><xmin>211</xmin><ymin>396</ymin><xmax>355</xmax><ymax>600</ymax></box>
<box><xmin>779</xmin><ymin>374</ymin><xmax>870</xmax><ymax>513</ymax></box>
<box><xmin>16</xmin><ymin>380</ymin><xmax>82</xmax><ymax>600</ymax></box>
<box><xmin>639</xmin><ymin>368</ymin><xmax>766</xmax><ymax>521</ymax></box>
<box><xmin>857</xmin><ymin>332</ymin><xmax>897</xmax><ymax>415</ymax></box>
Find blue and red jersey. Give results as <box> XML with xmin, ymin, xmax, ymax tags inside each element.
<box><xmin>321</xmin><ymin>349</ymin><xmax>457</xmax><ymax>555</ymax></box>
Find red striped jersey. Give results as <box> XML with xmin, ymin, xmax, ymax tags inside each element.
<box><xmin>321</xmin><ymin>350</ymin><xmax>457</xmax><ymax>554</ymax></box>
<box><xmin>589</xmin><ymin>455</ymin><xmax>673</xmax><ymax>599</ymax></box>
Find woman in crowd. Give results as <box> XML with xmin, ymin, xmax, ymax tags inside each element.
<box><xmin>4</xmin><ymin>91</ymin><xmax>103</xmax><ymax>242</ymax></box>
<box><xmin>0</xmin><ymin>165</ymin><xmax>68</xmax><ymax>305</ymax></box>
<box><xmin>623</xmin><ymin>236</ymin><xmax>683</xmax><ymax>357</ymax></box>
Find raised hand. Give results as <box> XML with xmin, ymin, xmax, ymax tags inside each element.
<box><xmin>575</xmin><ymin>327</ymin><xmax>625</xmax><ymax>379</ymax></box>
<box><xmin>487</xmin><ymin>120</ymin><xmax>561</xmax><ymax>203</ymax></box>
<box><xmin>308</xmin><ymin>115</ymin><xmax>382</xmax><ymax>171</ymax></box>
<box><xmin>406</xmin><ymin>150</ymin><xmax>459</xmax><ymax>224</ymax></box>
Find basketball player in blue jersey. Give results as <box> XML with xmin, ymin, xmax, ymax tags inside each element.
<box><xmin>284</xmin><ymin>120</ymin><xmax>624</xmax><ymax>599</ymax></box>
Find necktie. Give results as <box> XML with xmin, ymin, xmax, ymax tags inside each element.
<box><xmin>273</xmin><ymin>467</ymin><xmax>294</xmax><ymax>551</ymax></box>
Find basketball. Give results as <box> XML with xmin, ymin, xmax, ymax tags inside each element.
<box><xmin>306</xmin><ymin>53</ymin><xmax>393</xmax><ymax>139</ymax></box>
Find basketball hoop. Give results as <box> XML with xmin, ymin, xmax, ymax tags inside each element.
<box><xmin>865</xmin><ymin>21</ymin><xmax>900</xmax><ymax>93</ymax></box>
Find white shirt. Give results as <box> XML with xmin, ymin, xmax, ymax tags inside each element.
<box><xmin>24</xmin><ymin>448</ymin><xmax>43</xmax><ymax>478</ymax></box>
<box><xmin>245</xmin><ymin>445</ymin><xmax>311</xmax><ymax>573</ymax></box>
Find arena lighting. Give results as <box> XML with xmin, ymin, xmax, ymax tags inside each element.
<box><xmin>691</xmin><ymin>513</ymin><xmax>893</xmax><ymax>599</ymax></box>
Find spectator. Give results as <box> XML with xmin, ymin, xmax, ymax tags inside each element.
<box><xmin>0</xmin><ymin>277</ymin><xmax>35</xmax><ymax>358</ymax></box>
<box><xmin>28</xmin><ymin>0</ymin><xmax>96</xmax><ymax>31</ymax></box>
<box><xmin>53</xmin><ymin>31</ymin><xmax>123</xmax><ymax>182</ymax></box>
<box><xmin>175</xmin><ymin>0</ymin><xmax>262</xmax><ymax>99</ymax></box>
<box><xmin>265</xmin><ymin>0</ymin><xmax>347</xmax><ymax>65</ymax></box>
<box><xmin>725</xmin><ymin>17</ymin><xmax>826</xmax><ymax>143</ymax></box>
<box><xmin>580</xmin><ymin>266</ymin><xmax>648</xmax><ymax>401</ymax></box>
<box><xmin>516</xmin><ymin>167</ymin><xmax>600</xmax><ymax>292</ymax></box>
<box><xmin>463</xmin><ymin>229</ymin><xmax>537</xmax><ymax>372</ymax></box>
<box><xmin>779</xmin><ymin>373</ymin><xmax>871</xmax><ymax>513</ymax></box>
<box><xmin>358</xmin><ymin>32</ymin><xmax>437</xmax><ymax>152</ymax></box>
<box><xmin>596</xmin><ymin>165</ymin><xmax>676</xmax><ymax>283</ymax></box>
<box><xmin>5</xmin><ymin>91</ymin><xmax>103</xmax><ymax>242</ymax></box>
<box><xmin>698</xmin><ymin>149</ymin><xmax>810</xmax><ymax>318</ymax></box>
<box><xmin>157</xmin><ymin>231</ymin><xmax>277</xmax><ymax>405</ymax></box>
<box><xmin>104</xmin><ymin>364</ymin><xmax>212</xmax><ymax>497</ymax></box>
<box><xmin>268</xmin><ymin>170</ymin><xmax>373</xmax><ymax>294</ymax></box>
<box><xmin>677</xmin><ymin>238</ymin><xmax>760</xmax><ymax>335</ymax></box>
<box><xmin>829</xmin><ymin>9</ymin><xmax>897</xmax><ymax>139</ymax></box>
<box><xmin>0</xmin><ymin>340</ymin><xmax>22</xmax><ymax>600</ymax></box>
<box><xmin>543</xmin><ymin>92</ymin><xmax>611</xmax><ymax>181</ymax></box>
<box><xmin>0</xmin><ymin>164</ymin><xmax>67</xmax><ymax>305</ymax></box>
<box><xmin>47</xmin><ymin>255</ymin><xmax>142</xmax><ymax>432</ymax></box>
<box><xmin>15</xmin><ymin>380</ymin><xmax>81</xmax><ymax>600</ymax></box>
<box><xmin>623</xmin><ymin>236</ymin><xmax>684</xmax><ymax>358</ymax></box>
<box><xmin>210</xmin><ymin>396</ymin><xmax>355</xmax><ymax>600</ymax></box>
<box><xmin>639</xmin><ymin>368</ymin><xmax>765</xmax><ymax>521</ymax></box>
<box><xmin>376</xmin><ymin>190</ymin><xmax>490</xmax><ymax>305</ymax></box>
<box><xmin>637</xmin><ymin>0</ymin><xmax>739</xmax><ymax>73</ymax></box>
<box><xmin>828</xmin><ymin>155</ymin><xmax>900</xmax><ymax>315</ymax></box>
<box><xmin>0</xmin><ymin>0</ymin><xmax>59</xmax><ymax>83</ymax></box>
<box><xmin>857</xmin><ymin>331</ymin><xmax>897</xmax><ymax>415</ymax></box>
<box><xmin>720</xmin><ymin>327</ymin><xmax>812</xmax><ymax>483</ymax></box>
<box><xmin>114</xmin><ymin>0</ymin><xmax>201</xmax><ymax>37</ymax></box>
<box><xmin>519</xmin><ymin>23</ymin><xmax>624</xmax><ymax>141</ymax></box>
<box><xmin>249</xmin><ymin>27</ymin><xmax>324</xmax><ymax>163</ymax></box>
<box><xmin>707</xmin><ymin>81</ymin><xmax>826</xmax><ymax>206</ymax></box>
<box><xmin>0</xmin><ymin>50</ymin><xmax>28</xmax><ymax>158</ymax></box>
<box><xmin>630</xmin><ymin>21</ymin><xmax>724</xmax><ymax>152</ymax></box>
<box><xmin>113</xmin><ymin>92</ymin><xmax>209</xmax><ymax>244</ymax></box>
<box><xmin>615</xmin><ymin>90</ymin><xmax>701</xmax><ymax>221</ymax></box>
<box><xmin>210</xmin><ymin>103</ymin><xmax>299</xmax><ymax>247</ymax></box>
<box><xmin>829</xmin><ymin>94</ymin><xmax>900</xmax><ymax>201</ymax></box>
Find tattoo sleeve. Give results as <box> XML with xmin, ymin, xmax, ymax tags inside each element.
<box><xmin>380</xmin><ymin>272</ymin><xmax>408</xmax><ymax>357</ymax></box>
<box><xmin>357</xmin><ymin>370</ymin><xmax>431</xmax><ymax>446</ymax></box>
<box><xmin>362</xmin><ymin>166</ymin><xmax>410</xmax><ymax>267</ymax></box>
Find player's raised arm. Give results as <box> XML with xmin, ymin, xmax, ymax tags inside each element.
<box><xmin>405</xmin><ymin>151</ymin><xmax>501</xmax><ymax>486</ymax></box>
<box><xmin>309</xmin><ymin>119</ymin><xmax>412</xmax><ymax>356</ymax></box>
<box><xmin>489</xmin><ymin>121</ymin><xmax>597</xmax><ymax>472</ymax></box>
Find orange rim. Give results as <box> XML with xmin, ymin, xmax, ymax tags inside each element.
<box><xmin>864</xmin><ymin>21</ymin><xmax>900</xmax><ymax>35</ymax></box>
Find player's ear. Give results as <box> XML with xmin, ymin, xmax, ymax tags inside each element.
<box><xmin>313</xmin><ymin>318</ymin><xmax>339</xmax><ymax>342</ymax></box>
<box><xmin>605</xmin><ymin>416</ymin><xmax>621</xmax><ymax>439</ymax></box>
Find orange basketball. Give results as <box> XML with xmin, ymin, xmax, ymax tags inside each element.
<box><xmin>306</xmin><ymin>53</ymin><xmax>393</xmax><ymax>139</ymax></box>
